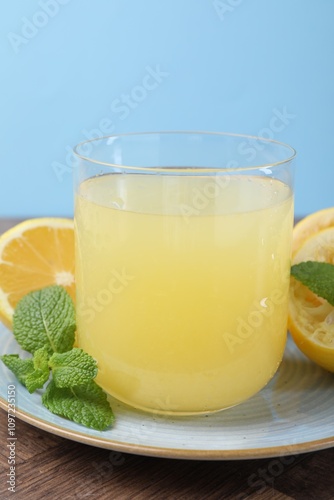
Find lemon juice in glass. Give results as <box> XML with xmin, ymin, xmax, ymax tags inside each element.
<box><xmin>74</xmin><ymin>132</ymin><xmax>295</xmax><ymax>415</ymax></box>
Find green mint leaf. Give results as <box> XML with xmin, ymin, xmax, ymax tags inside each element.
<box><xmin>1</xmin><ymin>346</ymin><xmax>50</xmax><ymax>393</ymax></box>
<box><xmin>25</xmin><ymin>346</ymin><xmax>51</xmax><ymax>393</ymax></box>
<box><xmin>291</xmin><ymin>261</ymin><xmax>334</xmax><ymax>306</ymax></box>
<box><xmin>4</xmin><ymin>285</ymin><xmax>115</xmax><ymax>430</ymax></box>
<box><xmin>33</xmin><ymin>345</ymin><xmax>50</xmax><ymax>371</ymax></box>
<box><xmin>1</xmin><ymin>354</ymin><xmax>34</xmax><ymax>387</ymax></box>
<box><xmin>42</xmin><ymin>379</ymin><xmax>114</xmax><ymax>430</ymax></box>
<box><xmin>49</xmin><ymin>348</ymin><xmax>98</xmax><ymax>388</ymax></box>
<box><xmin>13</xmin><ymin>285</ymin><xmax>76</xmax><ymax>354</ymax></box>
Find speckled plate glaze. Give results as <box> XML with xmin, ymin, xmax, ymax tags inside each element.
<box><xmin>0</xmin><ymin>323</ymin><xmax>333</xmax><ymax>460</ymax></box>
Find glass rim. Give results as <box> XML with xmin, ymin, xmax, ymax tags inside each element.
<box><xmin>73</xmin><ymin>130</ymin><xmax>296</xmax><ymax>173</ymax></box>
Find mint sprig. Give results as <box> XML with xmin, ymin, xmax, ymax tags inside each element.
<box><xmin>49</xmin><ymin>348</ymin><xmax>98</xmax><ymax>388</ymax></box>
<box><xmin>1</xmin><ymin>346</ymin><xmax>50</xmax><ymax>393</ymax></box>
<box><xmin>291</xmin><ymin>261</ymin><xmax>334</xmax><ymax>306</ymax></box>
<box><xmin>42</xmin><ymin>379</ymin><xmax>114</xmax><ymax>431</ymax></box>
<box><xmin>13</xmin><ymin>285</ymin><xmax>75</xmax><ymax>354</ymax></box>
<box><xmin>1</xmin><ymin>285</ymin><xmax>114</xmax><ymax>430</ymax></box>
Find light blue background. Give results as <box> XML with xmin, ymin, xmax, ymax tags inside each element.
<box><xmin>1</xmin><ymin>0</ymin><xmax>333</xmax><ymax>218</ymax></box>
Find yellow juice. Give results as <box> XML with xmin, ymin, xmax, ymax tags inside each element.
<box><xmin>75</xmin><ymin>173</ymin><xmax>293</xmax><ymax>414</ymax></box>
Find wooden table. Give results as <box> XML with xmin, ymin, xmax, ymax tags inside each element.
<box><xmin>1</xmin><ymin>218</ymin><xmax>334</xmax><ymax>500</ymax></box>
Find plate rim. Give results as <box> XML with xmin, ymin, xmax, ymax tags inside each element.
<box><xmin>1</xmin><ymin>395</ymin><xmax>334</xmax><ymax>460</ymax></box>
<box><xmin>1</xmin><ymin>324</ymin><xmax>334</xmax><ymax>461</ymax></box>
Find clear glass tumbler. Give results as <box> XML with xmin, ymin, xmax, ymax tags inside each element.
<box><xmin>73</xmin><ymin>132</ymin><xmax>296</xmax><ymax>415</ymax></box>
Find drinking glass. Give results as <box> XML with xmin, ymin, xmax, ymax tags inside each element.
<box><xmin>74</xmin><ymin>132</ymin><xmax>296</xmax><ymax>415</ymax></box>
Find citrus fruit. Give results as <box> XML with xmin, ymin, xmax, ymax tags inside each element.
<box><xmin>292</xmin><ymin>206</ymin><xmax>334</xmax><ymax>257</ymax></box>
<box><xmin>289</xmin><ymin>213</ymin><xmax>334</xmax><ymax>372</ymax></box>
<box><xmin>0</xmin><ymin>218</ymin><xmax>75</xmax><ymax>329</ymax></box>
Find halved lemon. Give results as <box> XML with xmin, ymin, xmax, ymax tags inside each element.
<box><xmin>289</xmin><ymin>216</ymin><xmax>334</xmax><ymax>372</ymax></box>
<box><xmin>0</xmin><ymin>218</ymin><xmax>75</xmax><ymax>329</ymax></box>
<box><xmin>292</xmin><ymin>206</ymin><xmax>334</xmax><ymax>257</ymax></box>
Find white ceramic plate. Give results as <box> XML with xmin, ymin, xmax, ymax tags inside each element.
<box><xmin>1</xmin><ymin>323</ymin><xmax>333</xmax><ymax>460</ymax></box>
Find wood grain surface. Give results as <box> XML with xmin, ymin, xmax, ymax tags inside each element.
<box><xmin>1</xmin><ymin>218</ymin><xmax>334</xmax><ymax>500</ymax></box>
<box><xmin>1</xmin><ymin>408</ymin><xmax>334</xmax><ymax>500</ymax></box>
